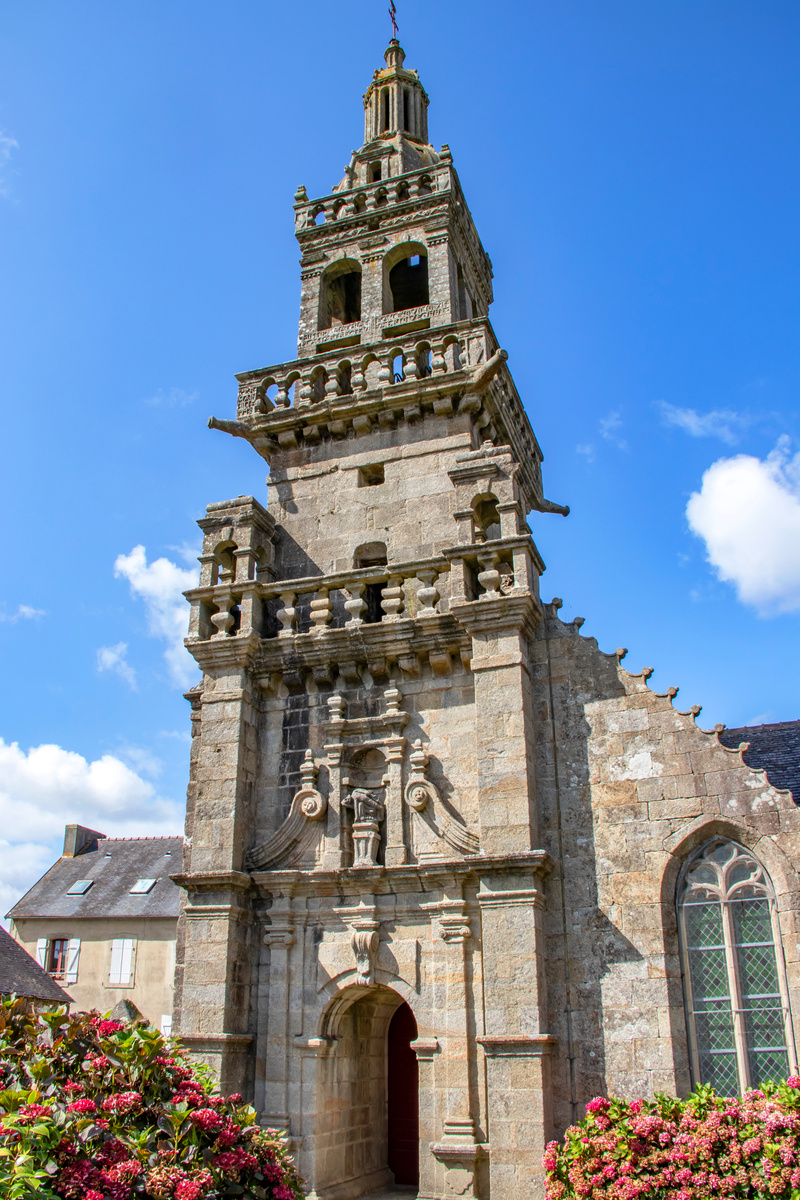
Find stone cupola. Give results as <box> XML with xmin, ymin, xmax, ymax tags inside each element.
<box><xmin>363</xmin><ymin>40</ymin><xmax>430</xmax><ymax>148</ymax></box>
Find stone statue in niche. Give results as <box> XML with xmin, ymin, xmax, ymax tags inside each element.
<box><xmin>343</xmin><ymin>787</ymin><xmax>385</xmax><ymax>866</ymax></box>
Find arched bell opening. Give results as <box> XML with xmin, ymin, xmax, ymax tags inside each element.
<box><xmin>315</xmin><ymin>986</ymin><xmax>419</xmax><ymax>1197</ymax></box>
<box><xmin>318</xmin><ymin>259</ymin><xmax>363</xmax><ymax>331</ymax></box>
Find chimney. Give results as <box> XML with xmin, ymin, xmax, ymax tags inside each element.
<box><xmin>63</xmin><ymin>824</ymin><xmax>106</xmax><ymax>858</ymax></box>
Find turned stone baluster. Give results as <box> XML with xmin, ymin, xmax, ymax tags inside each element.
<box><xmin>343</xmin><ymin>582</ymin><xmax>367</xmax><ymax>625</ymax></box>
<box><xmin>431</xmin><ymin>343</ymin><xmax>447</xmax><ymax>375</ymax></box>
<box><xmin>275</xmin><ymin>383</ymin><xmax>291</xmax><ymax>409</ymax></box>
<box><xmin>415</xmin><ymin>569</ymin><xmax>440</xmax><ymax>617</ymax></box>
<box><xmin>276</xmin><ymin>591</ymin><xmax>297</xmax><ymax>636</ymax></box>
<box><xmin>351</xmin><ymin>362</ymin><xmax>366</xmax><ymax>392</ymax></box>
<box><xmin>210</xmin><ymin>592</ymin><xmax>236</xmax><ymax>636</ymax></box>
<box><xmin>298</xmin><ymin>377</ymin><xmax>312</xmax><ymax>406</ymax></box>
<box><xmin>381</xmin><ymin>573</ymin><xmax>405</xmax><ymax>620</ymax></box>
<box><xmin>403</xmin><ymin>354</ymin><xmax>420</xmax><ymax>380</ymax></box>
<box><xmin>477</xmin><ymin>552</ymin><xmax>501</xmax><ymax>599</ymax></box>
<box><xmin>309</xmin><ymin>586</ymin><xmax>333</xmax><ymax>632</ymax></box>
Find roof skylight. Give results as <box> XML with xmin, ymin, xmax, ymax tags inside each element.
<box><xmin>67</xmin><ymin>880</ymin><xmax>93</xmax><ymax>896</ymax></box>
<box><xmin>130</xmin><ymin>878</ymin><xmax>157</xmax><ymax>895</ymax></box>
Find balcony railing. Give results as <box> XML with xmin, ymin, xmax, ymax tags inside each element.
<box><xmin>186</xmin><ymin>538</ymin><xmax>541</xmax><ymax>647</ymax></box>
<box><xmin>235</xmin><ymin>318</ymin><xmax>495</xmax><ymax>420</ymax></box>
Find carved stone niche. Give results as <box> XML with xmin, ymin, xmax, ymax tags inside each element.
<box><xmin>342</xmin><ymin>748</ymin><xmax>387</xmax><ymax>867</ymax></box>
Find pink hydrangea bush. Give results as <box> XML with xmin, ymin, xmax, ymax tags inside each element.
<box><xmin>544</xmin><ymin>1079</ymin><xmax>800</xmax><ymax>1200</ymax></box>
<box><xmin>0</xmin><ymin>997</ymin><xmax>304</xmax><ymax>1200</ymax></box>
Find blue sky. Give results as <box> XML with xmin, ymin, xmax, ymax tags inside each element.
<box><xmin>1</xmin><ymin>1</ymin><xmax>799</xmax><ymax>914</ymax></box>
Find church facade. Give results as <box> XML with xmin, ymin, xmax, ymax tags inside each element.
<box><xmin>172</xmin><ymin>41</ymin><xmax>800</xmax><ymax>1200</ymax></box>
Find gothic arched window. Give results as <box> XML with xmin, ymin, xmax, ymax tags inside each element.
<box><xmin>677</xmin><ymin>839</ymin><xmax>795</xmax><ymax>1094</ymax></box>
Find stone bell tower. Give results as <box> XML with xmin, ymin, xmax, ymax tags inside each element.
<box><xmin>173</xmin><ymin>39</ymin><xmax>569</xmax><ymax>1200</ymax></box>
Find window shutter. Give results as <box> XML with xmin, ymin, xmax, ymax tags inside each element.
<box><xmin>109</xmin><ymin>939</ymin><xmax>124</xmax><ymax>985</ymax></box>
<box><xmin>160</xmin><ymin>1015</ymin><xmax>172</xmax><ymax>1037</ymax></box>
<box><xmin>120</xmin><ymin>939</ymin><xmax>135</xmax><ymax>986</ymax></box>
<box><xmin>65</xmin><ymin>939</ymin><xmax>81</xmax><ymax>984</ymax></box>
<box><xmin>35</xmin><ymin>938</ymin><xmax>48</xmax><ymax>969</ymax></box>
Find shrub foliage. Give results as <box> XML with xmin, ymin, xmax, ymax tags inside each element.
<box><xmin>544</xmin><ymin>1081</ymin><xmax>800</xmax><ymax>1200</ymax></box>
<box><xmin>0</xmin><ymin>998</ymin><xmax>305</xmax><ymax>1200</ymax></box>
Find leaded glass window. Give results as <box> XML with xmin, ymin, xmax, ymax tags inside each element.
<box><xmin>677</xmin><ymin>839</ymin><xmax>796</xmax><ymax>1093</ymax></box>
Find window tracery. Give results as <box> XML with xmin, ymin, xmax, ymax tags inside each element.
<box><xmin>677</xmin><ymin>839</ymin><xmax>795</xmax><ymax>1093</ymax></box>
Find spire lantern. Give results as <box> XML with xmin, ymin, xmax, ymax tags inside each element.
<box><xmin>362</xmin><ymin>40</ymin><xmax>429</xmax><ymax>147</ymax></box>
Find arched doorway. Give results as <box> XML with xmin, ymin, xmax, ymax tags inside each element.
<box><xmin>387</xmin><ymin>1001</ymin><xmax>419</xmax><ymax>1187</ymax></box>
<box><xmin>314</xmin><ymin>986</ymin><xmax>420</xmax><ymax>1197</ymax></box>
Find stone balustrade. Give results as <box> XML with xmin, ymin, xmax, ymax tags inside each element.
<box><xmin>186</xmin><ymin>535</ymin><xmax>544</xmax><ymax>646</ymax></box>
<box><xmin>295</xmin><ymin>162</ymin><xmax>447</xmax><ymax>232</ymax></box>
<box><xmin>235</xmin><ymin>318</ymin><xmax>499</xmax><ymax>421</ymax></box>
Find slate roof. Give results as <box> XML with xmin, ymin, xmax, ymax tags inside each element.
<box><xmin>7</xmin><ymin>837</ymin><xmax>184</xmax><ymax>921</ymax></box>
<box><xmin>0</xmin><ymin>926</ymin><xmax>71</xmax><ymax>1004</ymax></box>
<box><xmin>718</xmin><ymin>720</ymin><xmax>800</xmax><ymax>804</ymax></box>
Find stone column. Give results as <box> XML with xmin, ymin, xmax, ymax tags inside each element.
<box><xmin>411</xmin><ymin>1036</ymin><xmax>441</xmax><ymax>1200</ymax></box>
<box><xmin>172</xmin><ymin>645</ymin><xmax>261</xmax><ymax>1095</ymax></box>
<box><xmin>429</xmin><ymin>885</ymin><xmax>482</xmax><ymax>1199</ymax></box>
<box><xmin>258</xmin><ymin>897</ymin><xmax>296</xmax><ymax>1130</ymax></box>
<box><xmin>476</xmin><ymin>870</ymin><xmax>554</xmax><ymax>1200</ymax></box>
<box><xmin>452</xmin><ymin>596</ymin><xmax>540</xmax><ymax>851</ymax></box>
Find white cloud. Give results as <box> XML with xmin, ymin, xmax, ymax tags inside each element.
<box><xmin>144</xmin><ymin>387</ymin><xmax>199</xmax><ymax>408</ymax></box>
<box><xmin>576</xmin><ymin>443</ymin><xmax>596</xmax><ymax>463</ymax></box>
<box><xmin>0</xmin><ymin>604</ymin><xmax>45</xmax><ymax>624</ymax></box>
<box><xmin>114</xmin><ymin>545</ymin><xmax>199</xmax><ymax>687</ymax></box>
<box><xmin>599</xmin><ymin>410</ymin><xmax>627</xmax><ymax>450</ymax></box>
<box><xmin>0</xmin><ymin>842</ymin><xmax>55</xmax><ymax>924</ymax></box>
<box><xmin>686</xmin><ymin>438</ymin><xmax>800</xmax><ymax>615</ymax></box>
<box><xmin>658</xmin><ymin>401</ymin><xmax>752</xmax><ymax>446</ymax></box>
<box><xmin>0</xmin><ymin>131</ymin><xmax>18</xmax><ymax>199</ymax></box>
<box><xmin>97</xmin><ymin>641</ymin><xmax>137</xmax><ymax>690</ymax></box>
<box><xmin>0</xmin><ymin>738</ymin><xmax>183</xmax><ymax>920</ymax></box>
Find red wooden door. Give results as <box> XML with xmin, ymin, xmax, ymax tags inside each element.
<box><xmin>387</xmin><ymin>1001</ymin><xmax>419</xmax><ymax>1186</ymax></box>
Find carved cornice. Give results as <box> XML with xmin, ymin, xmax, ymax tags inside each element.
<box><xmin>250</xmin><ymin>850</ymin><xmax>553</xmax><ymax>896</ymax></box>
<box><xmin>476</xmin><ymin>1034</ymin><xmax>557</xmax><ymax>1057</ymax></box>
<box><xmin>171</xmin><ymin>871</ymin><xmax>253</xmax><ymax>893</ymax></box>
<box><xmin>450</xmin><ymin>593</ymin><xmax>542</xmax><ymax>642</ymax></box>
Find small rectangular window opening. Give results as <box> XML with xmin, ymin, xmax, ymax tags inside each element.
<box><xmin>358</xmin><ymin>464</ymin><xmax>385</xmax><ymax>488</ymax></box>
<box><xmin>48</xmin><ymin>939</ymin><xmax>69</xmax><ymax>979</ymax></box>
<box><xmin>370</xmin><ymin>163</ymin><xmax>382</xmax><ymax>183</ymax></box>
<box><xmin>130</xmin><ymin>878</ymin><xmax>157</xmax><ymax>894</ymax></box>
<box><xmin>67</xmin><ymin>879</ymin><xmax>93</xmax><ymax>896</ymax></box>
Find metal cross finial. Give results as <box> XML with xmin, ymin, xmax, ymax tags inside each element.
<box><xmin>388</xmin><ymin>0</ymin><xmax>398</xmax><ymax>38</ymax></box>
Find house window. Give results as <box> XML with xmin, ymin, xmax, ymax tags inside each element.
<box><xmin>678</xmin><ymin>839</ymin><xmax>795</xmax><ymax>1093</ymax></box>
<box><xmin>48</xmin><ymin>939</ymin><xmax>69</xmax><ymax>979</ymax></box>
<box><xmin>110</xmin><ymin>938</ymin><xmax>136</xmax><ymax>986</ymax></box>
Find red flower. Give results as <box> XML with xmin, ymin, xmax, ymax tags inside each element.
<box><xmin>66</xmin><ymin>1098</ymin><xmax>97</xmax><ymax>1115</ymax></box>
<box><xmin>102</xmin><ymin>1091</ymin><xmax>143</xmax><ymax>1113</ymax></box>
<box><xmin>96</xmin><ymin>1019</ymin><xmax>125</xmax><ymax>1037</ymax></box>
<box><xmin>189</xmin><ymin>1107</ymin><xmax>225</xmax><ymax>1132</ymax></box>
<box><xmin>16</xmin><ymin>1104</ymin><xmax>50</xmax><ymax>1124</ymax></box>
